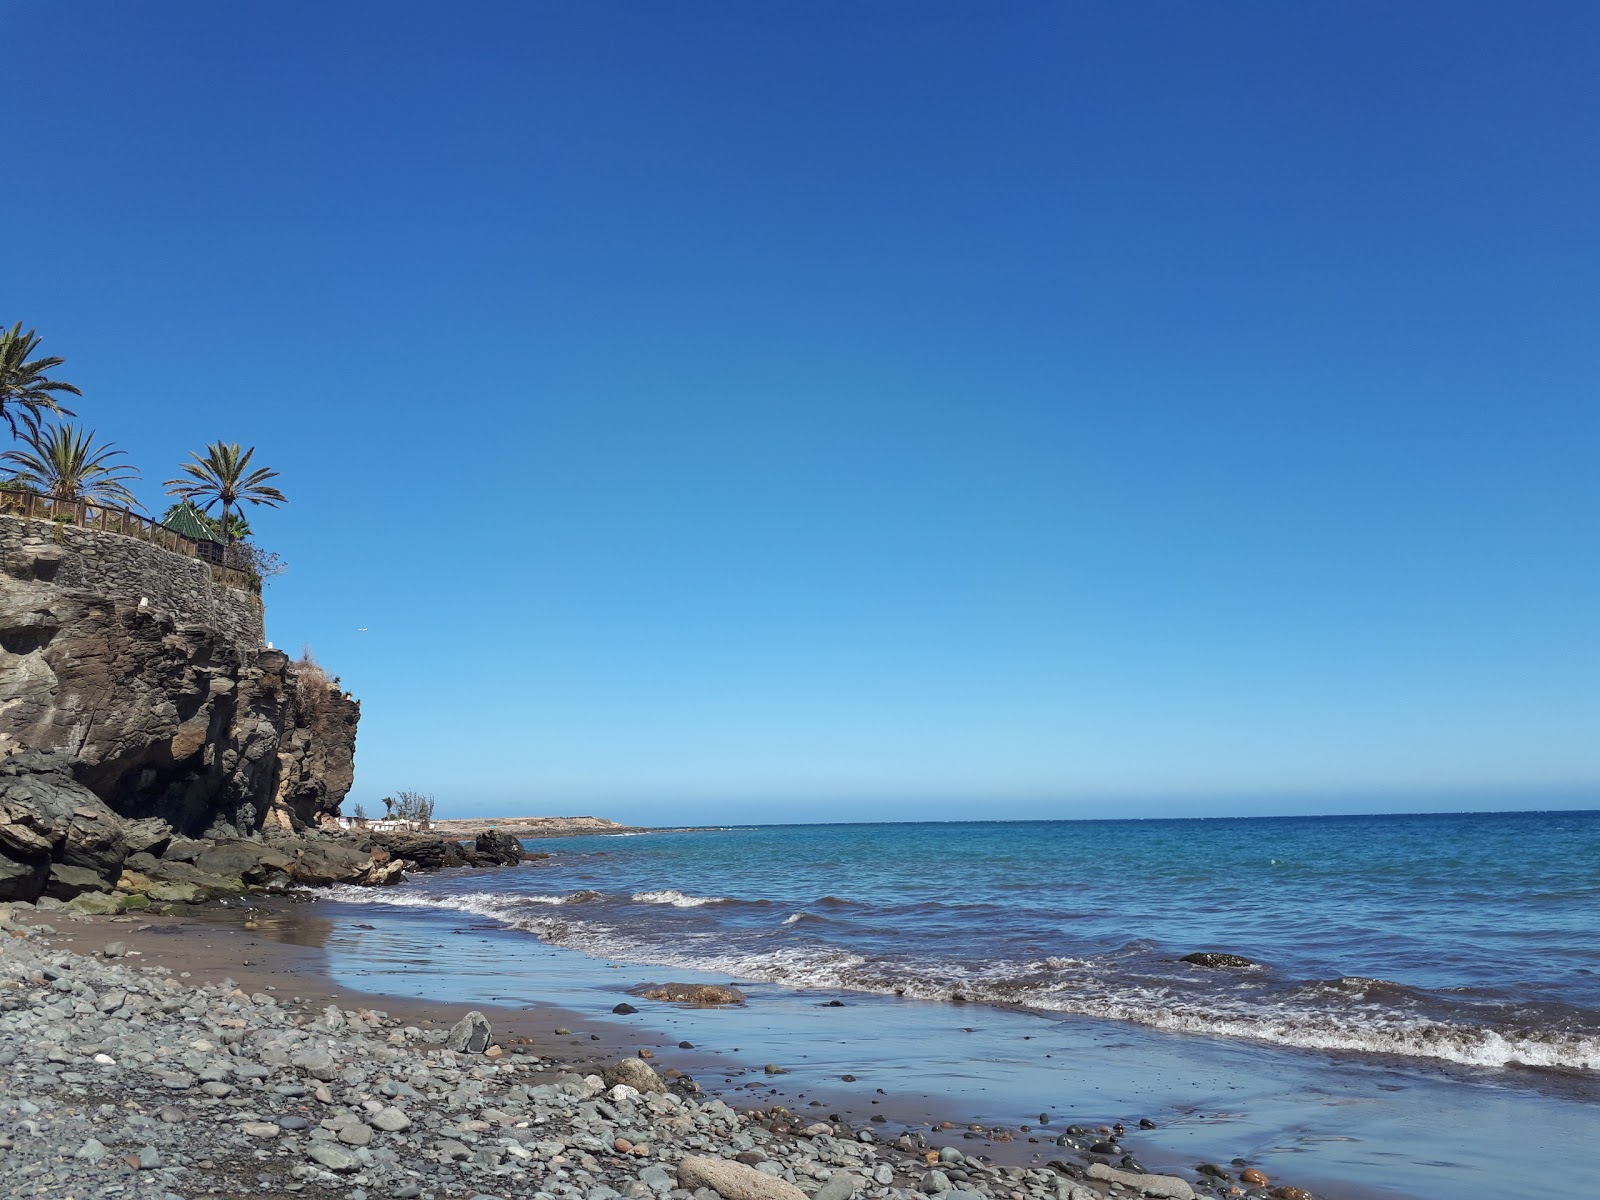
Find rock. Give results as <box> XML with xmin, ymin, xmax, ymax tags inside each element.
<box><xmin>1242</xmin><ymin>1169</ymin><xmax>1270</xmax><ymax>1186</ymax></box>
<box><xmin>308</xmin><ymin>1143</ymin><xmax>361</xmax><ymax>1172</ymax></box>
<box><xmin>614</xmin><ymin>1002</ymin><xmax>640</xmax><ymax>1014</ymax></box>
<box><xmin>1084</xmin><ymin>1164</ymin><xmax>1194</xmax><ymax>1200</ymax></box>
<box><xmin>65</xmin><ymin>890</ymin><xmax>123</xmax><ymax>915</ymax></box>
<box><xmin>370</xmin><ymin>1106</ymin><xmax>411</xmax><ymax>1131</ymax></box>
<box><xmin>473</xmin><ymin>828</ymin><xmax>528</xmax><ymax>864</ymax></box>
<box><xmin>604</xmin><ymin>1058</ymin><xmax>666</xmax><ymax>1094</ymax></box>
<box><xmin>101</xmin><ymin>940</ymin><xmax>127</xmax><ymax>957</ymax></box>
<box><xmin>763</xmin><ymin>1063</ymin><xmax>785</xmax><ymax>1074</ymax></box>
<box><xmin>46</xmin><ymin>862</ymin><xmax>114</xmax><ymax>898</ymax></box>
<box><xmin>1181</xmin><ymin>952</ymin><xmax>1256</xmax><ymax>969</ymax></box>
<box><xmin>338</xmin><ymin>1123</ymin><xmax>372</xmax><ymax>1146</ymax></box>
<box><xmin>241</xmin><ymin>1122</ymin><xmax>279</xmax><ymax>1138</ymax></box>
<box><xmin>677</xmin><ymin>1155</ymin><xmax>809</xmax><ymax>1200</ymax></box>
<box><xmin>637</xmin><ymin>982</ymin><xmax>746</xmax><ymax>1006</ymax></box>
<box><xmin>75</xmin><ymin>1138</ymin><xmax>108</xmax><ymax>1162</ymax></box>
<box><xmin>446</xmin><ymin>1009</ymin><xmax>492</xmax><ymax>1053</ymax></box>
<box><xmin>815</xmin><ymin>1174</ymin><xmax>863</xmax><ymax>1200</ymax></box>
<box><xmin>1270</xmin><ymin>1190</ymin><xmax>1313</xmax><ymax>1200</ymax></box>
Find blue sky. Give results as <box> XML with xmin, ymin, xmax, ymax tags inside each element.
<box><xmin>7</xmin><ymin>3</ymin><xmax>1597</xmax><ymax>823</ymax></box>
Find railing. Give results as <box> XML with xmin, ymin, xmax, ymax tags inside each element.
<box><xmin>0</xmin><ymin>490</ymin><xmax>261</xmax><ymax>594</ymax></box>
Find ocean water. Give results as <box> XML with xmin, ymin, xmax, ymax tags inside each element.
<box><xmin>316</xmin><ymin>812</ymin><xmax>1600</xmax><ymax>1198</ymax></box>
<box><xmin>335</xmin><ymin>812</ymin><xmax>1600</xmax><ymax>1072</ymax></box>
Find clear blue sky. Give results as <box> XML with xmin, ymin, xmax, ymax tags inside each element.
<box><xmin>8</xmin><ymin>2</ymin><xmax>1597</xmax><ymax>823</ymax></box>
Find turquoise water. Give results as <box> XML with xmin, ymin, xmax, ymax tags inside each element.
<box><xmin>319</xmin><ymin>812</ymin><xmax>1600</xmax><ymax>1198</ymax></box>
<box><xmin>338</xmin><ymin>812</ymin><xmax>1600</xmax><ymax>1070</ymax></box>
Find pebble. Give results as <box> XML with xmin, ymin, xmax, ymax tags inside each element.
<box><xmin>0</xmin><ymin>902</ymin><xmax>1333</xmax><ymax>1200</ymax></box>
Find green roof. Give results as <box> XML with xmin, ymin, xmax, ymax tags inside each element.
<box><xmin>161</xmin><ymin>501</ymin><xmax>220</xmax><ymax>542</ymax></box>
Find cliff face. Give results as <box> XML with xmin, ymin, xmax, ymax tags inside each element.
<box><xmin>0</xmin><ymin>516</ymin><xmax>358</xmax><ymax>836</ymax></box>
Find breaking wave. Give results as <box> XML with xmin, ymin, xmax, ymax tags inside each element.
<box><xmin>322</xmin><ymin>884</ymin><xmax>1600</xmax><ymax>1072</ymax></box>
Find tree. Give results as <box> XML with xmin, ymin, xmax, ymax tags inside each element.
<box><xmin>163</xmin><ymin>442</ymin><xmax>286</xmax><ymax>544</ymax></box>
<box><xmin>0</xmin><ymin>324</ymin><xmax>81</xmax><ymax>440</ymax></box>
<box><xmin>353</xmin><ymin>803</ymin><xmax>369</xmax><ymax>825</ymax></box>
<box><xmin>1</xmin><ymin>422</ymin><xmax>140</xmax><ymax>506</ymax></box>
<box><xmin>393</xmin><ymin>790</ymin><xmax>437</xmax><ymax>826</ymax></box>
<box><xmin>381</xmin><ymin>796</ymin><xmax>394</xmax><ymax>820</ymax></box>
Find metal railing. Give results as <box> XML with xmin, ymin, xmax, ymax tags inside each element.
<box><xmin>0</xmin><ymin>490</ymin><xmax>261</xmax><ymax>594</ymax></box>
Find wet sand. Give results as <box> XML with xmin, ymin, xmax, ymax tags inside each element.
<box><xmin>38</xmin><ymin>898</ymin><xmax>1434</xmax><ymax>1200</ymax></box>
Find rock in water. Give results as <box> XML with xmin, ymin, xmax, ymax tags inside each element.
<box><xmin>1180</xmin><ymin>952</ymin><xmax>1256</xmax><ymax>969</ymax></box>
<box><xmin>445</xmin><ymin>1010</ymin><xmax>492</xmax><ymax>1053</ymax></box>
<box><xmin>638</xmin><ymin>982</ymin><xmax>746</xmax><ymax>1005</ymax></box>
<box><xmin>677</xmin><ymin>1155</ymin><xmax>809</xmax><ymax>1200</ymax></box>
<box><xmin>604</xmin><ymin>1057</ymin><xmax>666</xmax><ymax>1094</ymax></box>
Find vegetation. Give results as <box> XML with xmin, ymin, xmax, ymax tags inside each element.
<box><xmin>0</xmin><ymin>422</ymin><xmax>140</xmax><ymax>506</ymax></box>
<box><xmin>1</xmin><ymin>322</ymin><xmax>291</xmax><ymax>590</ymax></box>
<box><xmin>0</xmin><ymin>324</ymin><xmax>81</xmax><ymax>440</ymax></box>
<box><xmin>393</xmin><ymin>790</ymin><xmax>437</xmax><ymax>825</ymax></box>
<box><xmin>163</xmin><ymin>441</ymin><xmax>286</xmax><ymax>544</ymax></box>
<box><xmin>353</xmin><ymin>803</ymin><xmax>369</xmax><ymax>824</ymax></box>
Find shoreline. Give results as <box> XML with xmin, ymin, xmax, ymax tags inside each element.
<box><xmin>0</xmin><ymin>894</ymin><xmax>1381</xmax><ymax>1200</ymax></box>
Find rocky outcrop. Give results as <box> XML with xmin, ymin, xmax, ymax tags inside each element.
<box><xmin>0</xmin><ymin>516</ymin><xmax>358</xmax><ymax>835</ymax></box>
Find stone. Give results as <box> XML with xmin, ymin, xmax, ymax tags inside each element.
<box><xmin>604</xmin><ymin>1057</ymin><xmax>666</xmax><ymax>1094</ymax></box>
<box><xmin>638</xmin><ymin>983</ymin><xmax>746</xmax><ymax>1006</ymax></box>
<box><xmin>102</xmin><ymin>940</ymin><xmax>127</xmax><ymax>957</ymax></box>
<box><xmin>614</xmin><ymin>1002</ymin><xmax>640</xmax><ymax>1014</ymax></box>
<box><xmin>677</xmin><ymin>1155</ymin><xmax>809</xmax><ymax>1200</ymax></box>
<box><xmin>1271</xmin><ymin>1190</ymin><xmax>1313</xmax><ymax>1200</ymax></box>
<box><xmin>241</xmin><ymin>1122</ymin><xmax>279</xmax><ymax>1138</ymax></box>
<box><xmin>814</xmin><ymin>1174</ymin><xmax>862</xmax><ymax>1200</ymax></box>
<box><xmin>1084</xmin><ymin>1164</ymin><xmax>1194</xmax><ymax>1200</ymax></box>
<box><xmin>1242</xmin><ymin>1169</ymin><xmax>1270</xmax><ymax>1186</ymax></box>
<box><xmin>75</xmin><ymin>1137</ymin><xmax>108</xmax><ymax>1162</ymax></box>
<box><xmin>308</xmin><ymin>1142</ymin><xmax>362</xmax><ymax>1171</ymax></box>
<box><xmin>920</xmin><ymin>1171</ymin><xmax>951</xmax><ymax>1194</ymax></box>
<box><xmin>370</xmin><ymin>1106</ymin><xmax>411</xmax><ymax>1131</ymax></box>
<box><xmin>338</xmin><ymin>1123</ymin><xmax>372</xmax><ymax>1146</ymax></box>
<box><xmin>446</xmin><ymin>1009</ymin><xmax>492</xmax><ymax>1053</ymax></box>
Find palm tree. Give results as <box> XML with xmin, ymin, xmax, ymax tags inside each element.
<box><xmin>0</xmin><ymin>324</ymin><xmax>81</xmax><ymax>440</ymax></box>
<box><xmin>163</xmin><ymin>441</ymin><xmax>286</xmax><ymax>544</ymax></box>
<box><xmin>1</xmin><ymin>422</ymin><xmax>140</xmax><ymax>506</ymax></box>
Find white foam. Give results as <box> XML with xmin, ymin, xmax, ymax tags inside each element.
<box><xmin>319</xmin><ymin>885</ymin><xmax>1600</xmax><ymax>1072</ymax></box>
<box><xmin>630</xmin><ymin>889</ymin><xmax>729</xmax><ymax>908</ymax></box>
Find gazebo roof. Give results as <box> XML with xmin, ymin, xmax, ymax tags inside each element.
<box><xmin>161</xmin><ymin>500</ymin><xmax>221</xmax><ymax>543</ymax></box>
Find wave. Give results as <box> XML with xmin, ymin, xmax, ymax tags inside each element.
<box><xmin>321</xmin><ymin>885</ymin><xmax>1600</xmax><ymax>1072</ymax></box>
<box><xmin>630</xmin><ymin>889</ymin><xmax>734</xmax><ymax>908</ymax></box>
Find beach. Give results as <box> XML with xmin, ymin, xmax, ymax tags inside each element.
<box><xmin>0</xmin><ymin>899</ymin><xmax>1231</xmax><ymax>1200</ymax></box>
<box><xmin>4</xmin><ymin>811</ymin><xmax>1597</xmax><ymax>1200</ymax></box>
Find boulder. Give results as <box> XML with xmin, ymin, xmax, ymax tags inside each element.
<box><xmin>1084</xmin><ymin>1164</ymin><xmax>1194</xmax><ymax>1200</ymax></box>
<box><xmin>445</xmin><ymin>1010</ymin><xmax>492</xmax><ymax>1054</ymax></box>
<box><xmin>472</xmin><ymin>828</ymin><xmax>527</xmax><ymax>865</ymax></box>
<box><xmin>677</xmin><ymin>1155</ymin><xmax>808</xmax><ymax>1200</ymax></box>
<box><xmin>0</xmin><ymin>752</ymin><xmax>126</xmax><ymax>900</ymax></box>
<box><xmin>121</xmin><ymin>817</ymin><xmax>173</xmax><ymax>857</ymax></box>
<box><xmin>638</xmin><ymin>982</ymin><xmax>746</xmax><ymax>1006</ymax></box>
<box><xmin>603</xmin><ymin>1057</ymin><xmax>666</xmax><ymax>1094</ymax></box>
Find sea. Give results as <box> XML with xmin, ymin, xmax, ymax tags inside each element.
<box><xmin>308</xmin><ymin>812</ymin><xmax>1600</xmax><ymax>1199</ymax></box>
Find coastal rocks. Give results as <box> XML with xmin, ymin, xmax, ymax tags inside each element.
<box><xmin>473</xmin><ymin>828</ymin><xmax>531</xmax><ymax>865</ymax></box>
<box><xmin>1181</xmin><ymin>952</ymin><xmax>1256</xmax><ymax>969</ymax></box>
<box><xmin>0</xmin><ymin>752</ymin><xmax>126</xmax><ymax>901</ymax></box>
<box><xmin>638</xmin><ymin>982</ymin><xmax>747</xmax><ymax>1006</ymax></box>
<box><xmin>0</xmin><ymin>516</ymin><xmax>359</xmax><ymax>835</ymax></box>
<box><xmin>1084</xmin><ymin>1163</ymin><xmax>1195</xmax><ymax>1199</ymax></box>
<box><xmin>677</xmin><ymin>1154</ymin><xmax>809</xmax><ymax>1200</ymax></box>
<box><xmin>446</xmin><ymin>1009</ymin><xmax>493</xmax><ymax>1053</ymax></box>
<box><xmin>605</xmin><ymin>1057</ymin><xmax>667</xmax><ymax>1093</ymax></box>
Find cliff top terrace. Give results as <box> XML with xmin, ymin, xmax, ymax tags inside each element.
<box><xmin>0</xmin><ymin>489</ymin><xmax>261</xmax><ymax>594</ymax></box>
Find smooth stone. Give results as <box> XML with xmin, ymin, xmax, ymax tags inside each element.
<box><xmin>1084</xmin><ymin>1164</ymin><xmax>1194</xmax><ymax>1200</ymax></box>
<box><xmin>677</xmin><ymin>1155</ymin><xmax>808</xmax><ymax>1200</ymax></box>
<box><xmin>308</xmin><ymin>1143</ymin><xmax>361</xmax><ymax>1172</ymax></box>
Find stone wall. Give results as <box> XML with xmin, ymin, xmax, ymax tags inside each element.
<box><xmin>0</xmin><ymin>514</ymin><xmax>263</xmax><ymax>650</ymax></box>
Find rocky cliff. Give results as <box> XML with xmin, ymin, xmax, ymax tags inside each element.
<box><xmin>0</xmin><ymin>514</ymin><xmax>358</xmax><ymax>837</ymax></box>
